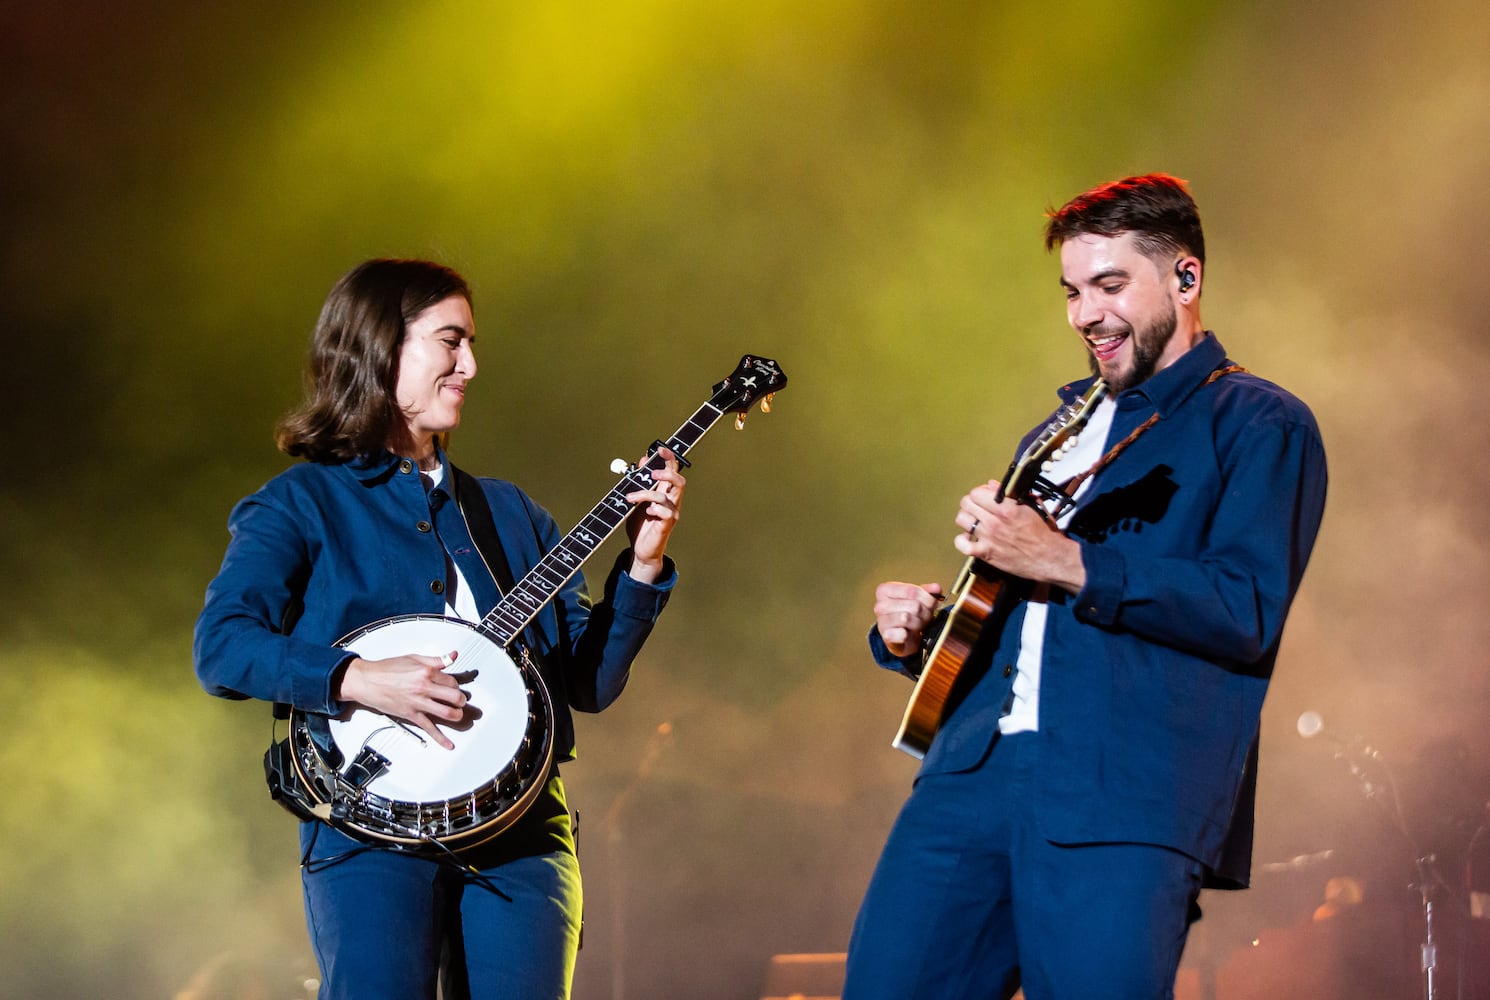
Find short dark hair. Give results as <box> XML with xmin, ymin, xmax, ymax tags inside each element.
<box><xmin>276</xmin><ymin>258</ymin><xmax>471</xmax><ymax>463</ymax></box>
<box><xmin>1044</xmin><ymin>173</ymin><xmax>1205</xmax><ymax>266</ymax></box>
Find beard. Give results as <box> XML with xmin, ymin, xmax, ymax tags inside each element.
<box><xmin>1086</xmin><ymin>297</ymin><xmax>1178</xmax><ymax>393</ymax></box>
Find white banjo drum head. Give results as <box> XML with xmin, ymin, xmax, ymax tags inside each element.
<box><xmin>330</xmin><ymin>616</ymin><xmax>538</xmax><ymax>802</ymax></box>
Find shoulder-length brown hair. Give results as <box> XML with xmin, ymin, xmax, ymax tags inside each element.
<box><xmin>276</xmin><ymin>258</ymin><xmax>471</xmax><ymax>463</ymax></box>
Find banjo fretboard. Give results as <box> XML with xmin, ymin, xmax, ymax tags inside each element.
<box><xmin>478</xmin><ymin>355</ymin><xmax>786</xmax><ymax>647</ymax></box>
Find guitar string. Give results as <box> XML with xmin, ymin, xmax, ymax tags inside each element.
<box><xmin>372</xmin><ymin>407</ymin><xmax>724</xmax><ymax>759</ymax></box>
<box><xmin>899</xmin><ymin>364</ymin><xmax>1247</xmax><ymax>754</ymax></box>
<box><xmin>444</xmin><ymin>399</ymin><xmax>727</xmax><ymax>665</ymax></box>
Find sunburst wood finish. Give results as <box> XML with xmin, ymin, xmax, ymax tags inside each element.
<box><xmin>892</xmin><ymin>379</ymin><xmax>1107</xmax><ymax>759</ymax></box>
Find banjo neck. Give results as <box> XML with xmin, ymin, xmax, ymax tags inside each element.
<box><xmin>280</xmin><ymin>354</ymin><xmax>787</xmax><ymax>850</ymax></box>
<box><xmin>477</xmin><ymin>355</ymin><xmax>786</xmax><ymax>647</ymax></box>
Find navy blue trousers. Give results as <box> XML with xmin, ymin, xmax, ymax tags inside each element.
<box><xmin>844</xmin><ymin>734</ymin><xmax>1204</xmax><ymax>1000</ymax></box>
<box><xmin>298</xmin><ymin>775</ymin><xmax>581</xmax><ymax>1000</ymax></box>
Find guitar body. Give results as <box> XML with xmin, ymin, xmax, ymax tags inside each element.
<box><xmin>892</xmin><ymin>560</ymin><xmax>1005</xmax><ymax>759</ymax></box>
<box><xmin>890</xmin><ymin>378</ymin><xmax>1109</xmax><ymax>759</ymax></box>
<box><xmin>288</xmin><ymin>615</ymin><xmax>554</xmax><ymax>850</ymax></box>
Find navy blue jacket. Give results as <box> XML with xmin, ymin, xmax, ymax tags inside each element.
<box><xmin>194</xmin><ymin>448</ymin><xmax>674</xmax><ymax>764</ymax></box>
<box><xmin>874</xmin><ymin>335</ymin><xmax>1327</xmax><ymax>887</ymax></box>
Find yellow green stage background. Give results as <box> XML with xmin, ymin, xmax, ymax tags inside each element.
<box><xmin>3</xmin><ymin>1</ymin><xmax>1487</xmax><ymax>996</ymax></box>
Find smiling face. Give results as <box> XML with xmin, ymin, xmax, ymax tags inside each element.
<box><xmin>391</xmin><ymin>294</ymin><xmax>477</xmax><ymax>460</ymax></box>
<box><xmin>1059</xmin><ymin>232</ymin><xmax>1199</xmax><ymax>393</ymax></box>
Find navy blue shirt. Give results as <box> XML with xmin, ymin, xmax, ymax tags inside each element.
<box><xmin>873</xmin><ymin>334</ymin><xmax>1328</xmax><ymax>886</ymax></box>
<box><xmin>194</xmin><ymin>448</ymin><xmax>675</xmax><ymax>764</ymax></box>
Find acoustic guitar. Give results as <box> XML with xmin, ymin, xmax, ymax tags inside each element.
<box><xmin>892</xmin><ymin>379</ymin><xmax>1108</xmax><ymax>758</ymax></box>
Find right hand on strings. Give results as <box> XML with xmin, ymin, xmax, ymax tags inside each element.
<box><xmin>873</xmin><ymin>582</ymin><xmax>945</xmax><ymax>659</ymax></box>
<box><xmin>335</xmin><ymin>650</ymin><xmax>466</xmax><ymax>750</ymax></box>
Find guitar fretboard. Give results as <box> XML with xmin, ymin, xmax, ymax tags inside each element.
<box><xmin>477</xmin><ymin>399</ymin><xmax>726</xmax><ymax>646</ymax></box>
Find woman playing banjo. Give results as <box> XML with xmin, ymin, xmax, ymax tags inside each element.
<box><xmin>194</xmin><ymin>258</ymin><xmax>685</xmax><ymax>999</ymax></box>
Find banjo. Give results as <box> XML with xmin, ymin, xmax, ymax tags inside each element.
<box><xmin>277</xmin><ymin>355</ymin><xmax>787</xmax><ymax>851</ymax></box>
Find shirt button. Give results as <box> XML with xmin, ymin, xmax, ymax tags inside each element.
<box><xmin>1002</xmin><ymin>664</ymin><xmax>1014</xmax><ymax>678</ymax></box>
<box><xmin>430</xmin><ymin>580</ymin><xmax>445</xmax><ymax>595</ymax></box>
<box><xmin>399</xmin><ymin>459</ymin><xmax>414</xmax><ymax>474</ymax></box>
<box><xmin>417</xmin><ymin>520</ymin><xmax>432</xmax><ymax>533</ymax></box>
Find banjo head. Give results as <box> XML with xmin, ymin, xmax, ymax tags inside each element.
<box><xmin>290</xmin><ymin>614</ymin><xmax>554</xmax><ymax>849</ymax></box>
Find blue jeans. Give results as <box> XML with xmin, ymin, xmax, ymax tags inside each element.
<box><xmin>299</xmin><ymin>775</ymin><xmax>582</xmax><ymax>1000</ymax></box>
<box><xmin>844</xmin><ymin>734</ymin><xmax>1204</xmax><ymax>1000</ymax></box>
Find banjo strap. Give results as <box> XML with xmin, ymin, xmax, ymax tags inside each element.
<box><xmin>453</xmin><ymin>467</ymin><xmax>518</xmax><ymax>597</ymax></box>
<box><xmin>263</xmin><ymin>467</ymin><xmax>538</xmax><ymax>828</ymax></box>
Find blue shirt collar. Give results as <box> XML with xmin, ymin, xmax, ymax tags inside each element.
<box><xmin>1058</xmin><ymin>332</ymin><xmax>1229</xmax><ymax>417</ymax></box>
<box><xmin>345</xmin><ymin>444</ymin><xmax>450</xmax><ymax>483</ymax></box>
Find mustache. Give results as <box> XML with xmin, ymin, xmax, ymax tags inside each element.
<box><xmin>1084</xmin><ymin>321</ymin><xmax>1132</xmax><ymax>339</ymax></box>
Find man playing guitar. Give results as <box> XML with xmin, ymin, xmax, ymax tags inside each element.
<box><xmin>845</xmin><ymin>175</ymin><xmax>1329</xmax><ymax>1000</ymax></box>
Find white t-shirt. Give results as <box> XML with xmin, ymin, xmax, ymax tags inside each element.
<box><xmin>998</xmin><ymin>395</ymin><xmax>1116</xmax><ymax>734</ymax></box>
<box><xmin>420</xmin><ymin>465</ymin><xmax>482</xmax><ymax>624</ymax></box>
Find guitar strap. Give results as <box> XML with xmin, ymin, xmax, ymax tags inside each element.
<box><xmin>453</xmin><ymin>466</ymin><xmax>518</xmax><ymax>597</ymax></box>
<box><xmin>264</xmin><ymin>467</ymin><xmax>524</xmax><ymax>824</ymax></box>
<box><xmin>1059</xmin><ymin>364</ymin><xmax>1245</xmax><ymax>500</ymax></box>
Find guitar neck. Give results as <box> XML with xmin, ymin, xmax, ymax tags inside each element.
<box><xmin>477</xmin><ymin>400</ymin><xmax>726</xmax><ymax>646</ymax></box>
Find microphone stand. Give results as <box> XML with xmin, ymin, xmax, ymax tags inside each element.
<box><xmin>1411</xmin><ymin>854</ymin><xmax>1449</xmax><ymax>1000</ymax></box>
<box><xmin>1323</xmin><ymin>732</ymin><xmax>1449</xmax><ymax>1000</ymax></box>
